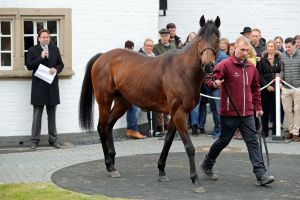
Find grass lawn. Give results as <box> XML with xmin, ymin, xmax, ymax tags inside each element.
<box><xmin>0</xmin><ymin>182</ymin><xmax>128</xmax><ymax>200</ymax></box>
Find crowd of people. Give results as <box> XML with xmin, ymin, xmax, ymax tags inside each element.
<box><xmin>124</xmin><ymin>24</ymin><xmax>300</xmax><ymax>143</ymax></box>
<box><xmin>25</xmin><ymin>24</ymin><xmax>300</xmax><ymax>188</ymax></box>
<box><xmin>27</xmin><ymin>24</ymin><xmax>299</xmax><ymax>149</ymax></box>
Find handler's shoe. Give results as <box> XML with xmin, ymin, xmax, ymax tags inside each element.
<box><xmin>256</xmin><ymin>174</ymin><xmax>275</xmax><ymax>186</ymax></box>
<box><xmin>50</xmin><ymin>142</ymin><xmax>61</xmax><ymax>149</ymax></box>
<box><xmin>127</xmin><ymin>130</ymin><xmax>146</xmax><ymax>139</ymax></box>
<box><xmin>200</xmin><ymin>164</ymin><xmax>218</xmax><ymax>180</ymax></box>
<box><xmin>292</xmin><ymin>135</ymin><xmax>300</xmax><ymax>142</ymax></box>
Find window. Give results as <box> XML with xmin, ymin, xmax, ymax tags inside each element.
<box><xmin>0</xmin><ymin>8</ymin><xmax>72</xmax><ymax>77</ymax></box>
<box><xmin>0</xmin><ymin>20</ymin><xmax>12</xmax><ymax>69</ymax></box>
<box><xmin>23</xmin><ymin>20</ymin><xmax>60</xmax><ymax>64</ymax></box>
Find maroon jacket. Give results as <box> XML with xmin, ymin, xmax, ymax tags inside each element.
<box><xmin>205</xmin><ymin>55</ymin><xmax>262</xmax><ymax>116</ymax></box>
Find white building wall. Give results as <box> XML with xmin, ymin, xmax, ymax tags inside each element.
<box><xmin>0</xmin><ymin>0</ymin><xmax>159</xmax><ymax>136</ymax></box>
<box><xmin>159</xmin><ymin>0</ymin><xmax>300</xmax><ymax>44</ymax></box>
<box><xmin>1</xmin><ymin>0</ymin><xmax>299</xmax><ymax>137</ymax></box>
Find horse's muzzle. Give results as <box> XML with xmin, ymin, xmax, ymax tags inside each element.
<box><xmin>202</xmin><ymin>63</ymin><xmax>214</xmax><ymax>73</ymax></box>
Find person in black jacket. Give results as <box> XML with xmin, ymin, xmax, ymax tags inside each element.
<box><xmin>257</xmin><ymin>40</ymin><xmax>282</xmax><ymax>137</ymax></box>
<box><xmin>250</xmin><ymin>28</ymin><xmax>266</xmax><ymax>60</ymax></box>
<box><xmin>26</xmin><ymin>29</ymin><xmax>64</xmax><ymax>149</ymax></box>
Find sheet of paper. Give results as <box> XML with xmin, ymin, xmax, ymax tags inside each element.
<box><xmin>34</xmin><ymin>64</ymin><xmax>56</xmax><ymax>84</ymax></box>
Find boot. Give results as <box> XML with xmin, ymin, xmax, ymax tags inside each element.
<box><xmin>200</xmin><ymin>163</ymin><xmax>218</xmax><ymax>180</ymax></box>
<box><xmin>200</xmin><ymin>155</ymin><xmax>217</xmax><ymax>180</ymax></box>
<box><xmin>257</xmin><ymin>173</ymin><xmax>275</xmax><ymax>186</ymax></box>
<box><xmin>263</xmin><ymin>127</ymin><xmax>269</xmax><ymax>137</ymax></box>
<box><xmin>127</xmin><ymin>130</ymin><xmax>146</xmax><ymax>139</ymax></box>
<box><xmin>285</xmin><ymin>133</ymin><xmax>293</xmax><ymax>140</ymax></box>
<box><xmin>199</xmin><ymin>128</ymin><xmax>207</xmax><ymax>134</ymax></box>
<box><xmin>292</xmin><ymin>135</ymin><xmax>300</xmax><ymax>142</ymax></box>
<box><xmin>191</xmin><ymin>125</ymin><xmax>199</xmax><ymax>136</ymax></box>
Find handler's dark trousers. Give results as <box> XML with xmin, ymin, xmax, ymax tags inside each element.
<box><xmin>203</xmin><ymin>115</ymin><xmax>266</xmax><ymax>180</ymax></box>
<box><xmin>31</xmin><ymin>105</ymin><xmax>57</xmax><ymax>144</ymax></box>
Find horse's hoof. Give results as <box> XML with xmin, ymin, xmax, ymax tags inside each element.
<box><xmin>158</xmin><ymin>175</ymin><xmax>170</xmax><ymax>182</ymax></box>
<box><xmin>193</xmin><ymin>186</ymin><xmax>206</xmax><ymax>193</ymax></box>
<box><xmin>107</xmin><ymin>171</ymin><xmax>121</xmax><ymax>178</ymax></box>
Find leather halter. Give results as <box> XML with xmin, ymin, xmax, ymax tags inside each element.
<box><xmin>198</xmin><ymin>47</ymin><xmax>216</xmax><ymax>73</ymax></box>
<box><xmin>199</xmin><ymin>47</ymin><xmax>216</xmax><ymax>56</ymax></box>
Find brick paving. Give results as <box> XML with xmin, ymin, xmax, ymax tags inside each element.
<box><xmin>0</xmin><ymin>134</ymin><xmax>299</xmax><ymax>184</ymax></box>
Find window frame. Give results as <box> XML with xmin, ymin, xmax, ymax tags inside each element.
<box><xmin>0</xmin><ymin>8</ymin><xmax>72</xmax><ymax>78</ymax></box>
<box><xmin>0</xmin><ymin>19</ymin><xmax>13</xmax><ymax>70</ymax></box>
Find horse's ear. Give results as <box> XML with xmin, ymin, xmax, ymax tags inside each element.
<box><xmin>215</xmin><ymin>16</ymin><xmax>221</xmax><ymax>28</ymax></box>
<box><xmin>199</xmin><ymin>15</ymin><xmax>206</xmax><ymax>27</ymax></box>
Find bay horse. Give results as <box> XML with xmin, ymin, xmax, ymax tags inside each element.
<box><xmin>79</xmin><ymin>15</ymin><xmax>220</xmax><ymax>190</ymax></box>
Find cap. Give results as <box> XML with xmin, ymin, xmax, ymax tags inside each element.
<box><xmin>159</xmin><ymin>28</ymin><xmax>170</xmax><ymax>34</ymax></box>
<box><xmin>240</xmin><ymin>27</ymin><xmax>251</xmax><ymax>34</ymax></box>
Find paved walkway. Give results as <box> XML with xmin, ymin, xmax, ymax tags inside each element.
<box><xmin>0</xmin><ymin>134</ymin><xmax>299</xmax><ymax>184</ymax></box>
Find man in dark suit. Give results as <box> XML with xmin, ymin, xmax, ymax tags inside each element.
<box><xmin>26</xmin><ymin>29</ymin><xmax>64</xmax><ymax>149</ymax></box>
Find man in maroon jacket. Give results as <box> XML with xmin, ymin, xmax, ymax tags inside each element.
<box><xmin>200</xmin><ymin>36</ymin><xmax>275</xmax><ymax>186</ymax></box>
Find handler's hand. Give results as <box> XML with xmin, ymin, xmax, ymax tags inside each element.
<box><xmin>256</xmin><ymin>110</ymin><xmax>263</xmax><ymax>118</ymax></box>
<box><xmin>213</xmin><ymin>79</ymin><xmax>224</xmax><ymax>88</ymax></box>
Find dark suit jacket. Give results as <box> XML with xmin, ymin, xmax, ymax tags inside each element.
<box><xmin>26</xmin><ymin>43</ymin><xmax>64</xmax><ymax>105</ymax></box>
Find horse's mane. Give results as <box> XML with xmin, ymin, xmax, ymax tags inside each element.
<box><xmin>198</xmin><ymin>20</ymin><xmax>220</xmax><ymax>40</ymax></box>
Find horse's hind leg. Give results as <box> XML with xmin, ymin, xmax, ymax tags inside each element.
<box><xmin>98</xmin><ymin>121</ymin><xmax>115</xmax><ymax>173</ymax></box>
<box><xmin>98</xmin><ymin>103</ymin><xmax>118</xmax><ymax>175</ymax></box>
<box><xmin>106</xmin><ymin>96</ymin><xmax>131</xmax><ymax>169</ymax></box>
<box><xmin>157</xmin><ymin>119</ymin><xmax>177</xmax><ymax>182</ymax></box>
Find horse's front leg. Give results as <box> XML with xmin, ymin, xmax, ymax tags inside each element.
<box><xmin>157</xmin><ymin>119</ymin><xmax>177</xmax><ymax>182</ymax></box>
<box><xmin>172</xmin><ymin>108</ymin><xmax>205</xmax><ymax>192</ymax></box>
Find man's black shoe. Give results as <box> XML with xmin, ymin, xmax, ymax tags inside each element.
<box><xmin>192</xmin><ymin>125</ymin><xmax>199</xmax><ymax>135</ymax></box>
<box><xmin>50</xmin><ymin>142</ymin><xmax>61</xmax><ymax>148</ymax></box>
<box><xmin>30</xmin><ymin>143</ymin><xmax>38</xmax><ymax>149</ymax></box>
<box><xmin>199</xmin><ymin>128</ymin><xmax>207</xmax><ymax>134</ymax></box>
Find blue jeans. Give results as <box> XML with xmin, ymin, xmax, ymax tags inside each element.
<box><xmin>190</xmin><ymin>100</ymin><xmax>208</xmax><ymax>128</ymax></box>
<box><xmin>199</xmin><ymin>101</ymin><xmax>207</xmax><ymax>129</ymax></box>
<box><xmin>208</xmin><ymin>88</ymin><xmax>221</xmax><ymax>137</ymax></box>
<box><xmin>190</xmin><ymin>102</ymin><xmax>200</xmax><ymax>126</ymax></box>
<box><xmin>203</xmin><ymin>116</ymin><xmax>266</xmax><ymax>180</ymax></box>
<box><xmin>126</xmin><ymin>105</ymin><xmax>141</xmax><ymax>131</ymax></box>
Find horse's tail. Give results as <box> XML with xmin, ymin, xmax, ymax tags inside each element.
<box><xmin>79</xmin><ymin>53</ymin><xmax>102</xmax><ymax>131</ymax></box>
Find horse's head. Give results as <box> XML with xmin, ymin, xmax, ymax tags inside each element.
<box><xmin>197</xmin><ymin>15</ymin><xmax>220</xmax><ymax>73</ymax></box>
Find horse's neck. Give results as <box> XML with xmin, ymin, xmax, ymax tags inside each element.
<box><xmin>178</xmin><ymin>44</ymin><xmax>202</xmax><ymax>80</ymax></box>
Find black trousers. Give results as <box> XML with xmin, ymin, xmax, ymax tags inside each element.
<box><xmin>203</xmin><ymin>115</ymin><xmax>266</xmax><ymax>180</ymax></box>
<box><xmin>261</xmin><ymin>91</ymin><xmax>276</xmax><ymax>135</ymax></box>
<box><xmin>31</xmin><ymin>105</ymin><xmax>57</xmax><ymax>144</ymax></box>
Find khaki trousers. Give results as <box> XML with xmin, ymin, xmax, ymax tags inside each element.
<box><xmin>281</xmin><ymin>87</ymin><xmax>300</xmax><ymax>135</ymax></box>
